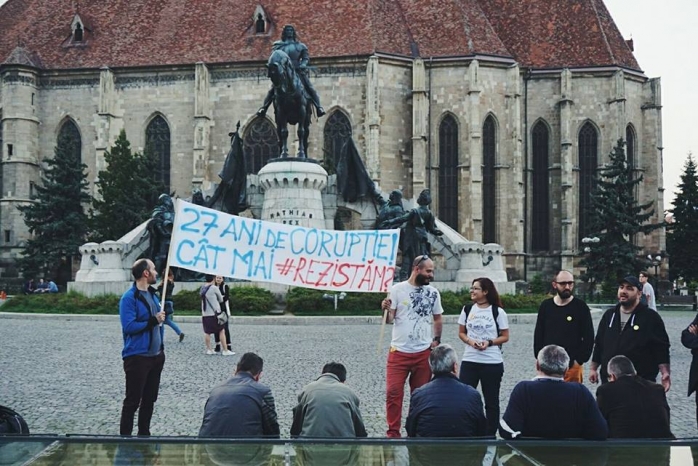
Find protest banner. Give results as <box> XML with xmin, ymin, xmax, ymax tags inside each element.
<box><xmin>169</xmin><ymin>200</ymin><xmax>400</xmax><ymax>292</ymax></box>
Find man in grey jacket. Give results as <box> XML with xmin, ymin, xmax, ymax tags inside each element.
<box><xmin>291</xmin><ymin>362</ymin><xmax>367</xmax><ymax>437</ymax></box>
<box><xmin>199</xmin><ymin>352</ymin><xmax>279</xmax><ymax>438</ymax></box>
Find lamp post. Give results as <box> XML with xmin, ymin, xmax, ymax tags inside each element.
<box><xmin>647</xmin><ymin>254</ymin><xmax>662</xmax><ymax>288</ymax></box>
<box><xmin>581</xmin><ymin>236</ymin><xmax>600</xmax><ymax>301</ymax></box>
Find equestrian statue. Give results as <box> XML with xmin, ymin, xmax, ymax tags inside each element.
<box><xmin>258</xmin><ymin>25</ymin><xmax>325</xmax><ymax>158</ymax></box>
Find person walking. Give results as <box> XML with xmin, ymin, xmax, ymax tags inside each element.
<box><xmin>157</xmin><ymin>269</ymin><xmax>184</xmax><ymax>342</ymax></box>
<box><xmin>201</xmin><ymin>275</ymin><xmax>234</xmax><ymax>356</ymax></box>
<box><xmin>639</xmin><ymin>271</ymin><xmax>657</xmax><ymax>311</ymax></box>
<box><xmin>213</xmin><ymin>275</ymin><xmax>231</xmax><ymax>353</ymax></box>
<box><xmin>533</xmin><ymin>270</ymin><xmax>594</xmax><ymax>382</ymax></box>
<box><xmin>457</xmin><ymin>277</ymin><xmax>509</xmax><ymax>436</ymax></box>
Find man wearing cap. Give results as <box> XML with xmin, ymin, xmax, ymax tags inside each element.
<box><xmin>589</xmin><ymin>276</ymin><xmax>671</xmax><ymax>391</ymax></box>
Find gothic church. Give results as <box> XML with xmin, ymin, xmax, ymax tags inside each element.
<box><xmin>0</xmin><ymin>0</ymin><xmax>665</xmax><ymax>280</ymax></box>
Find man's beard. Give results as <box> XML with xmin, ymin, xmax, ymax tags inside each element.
<box><xmin>415</xmin><ymin>274</ymin><xmax>430</xmax><ymax>286</ymax></box>
<box><xmin>556</xmin><ymin>289</ymin><xmax>572</xmax><ymax>299</ymax></box>
<box><xmin>619</xmin><ymin>295</ymin><xmax>638</xmax><ymax>309</ymax></box>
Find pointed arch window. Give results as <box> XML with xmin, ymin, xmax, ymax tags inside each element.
<box><xmin>482</xmin><ymin>116</ymin><xmax>497</xmax><ymax>243</ymax></box>
<box><xmin>626</xmin><ymin>124</ymin><xmax>636</xmax><ymax>169</ymax></box>
<box><xmin>58</xmin><ymin>119</ymin><xmax>82</xmax><ymax>168</ymax></box>
<box><xmin>531</xmin><ymin>121</ymin><xmax>550</xmax><ymax>251</ymax></box>
<box><xmin>578</xmin><ymin>122</ymin><xmax>598</xmax><ymax>244</ymax></box>
<box><xmin>323</xmin><ymin>111</ymin><xmax>352</xmax><ymax>173</ymax></box>
<box><xmin>244</xmin><ymin>117</ymin><xmax>278</xmax><ymax>174</ymax></box>
<box><xmin>438</xmin><ymin>115</ymin><xmax>459</xmax><ymax>230</ymax></box>
<box><xmin>146</xmin><ymin>116</ymin><xmax>171</xmax><ymax>192</ymax></box>
<box><xmin>255</xmin><ymin>14</ymin><xmax>266</xmax><ymax>33</ymax></box>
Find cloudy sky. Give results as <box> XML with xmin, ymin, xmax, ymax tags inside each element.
<box><xmin>0</xmin><ymin>0</ymin><xmax>694</xmax><ymax>208</ymax></box>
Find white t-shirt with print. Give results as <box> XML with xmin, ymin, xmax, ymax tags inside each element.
<box><xmin>389</xmin><ymin>281</ymin><xmax>444</xmax><ymax>353</ymax></box>
<box><xmin>458</xmin><ymin>304</ymin><xmax>509</xmax><ymax>364</ymax></box>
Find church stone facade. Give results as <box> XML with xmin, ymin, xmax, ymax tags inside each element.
<box><xmin>0</xmin><ymin>0</ymin><xmax>665</xmax><ymax>281</ymax></box>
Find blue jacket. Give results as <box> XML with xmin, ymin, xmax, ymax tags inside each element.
<box><xmin>406</xmin><ymin>373</ymin><xmax>486</xmax><ymax>438</ymax></box>
<box><xmin>119</xmin><ymin>283</ymin><xmax>164</xmax><ymax>359</ymax></box>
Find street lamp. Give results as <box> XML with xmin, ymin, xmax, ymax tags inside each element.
<box><xmin>581</xmin><ymin>236</ymin><xmax>600</xmax><ymax>253</ymax></box>
<box><xmin>647</xmin><ymin>254</ymin><xmax>662</xmax><ymax>280</ymax></box>
<box><xmin>581</xmin><ymin>236</ymin><xmax>600</xmax><ymax>301</ymax></box>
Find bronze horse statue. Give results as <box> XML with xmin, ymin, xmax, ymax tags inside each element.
<box><xmin>266</xmin><ymin>49</ymin><xmax>312</xmax><ymax>158</ymax></box>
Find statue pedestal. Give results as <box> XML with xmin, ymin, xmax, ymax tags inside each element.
<box><xmin>257</xmin><ymin>159</ymin><xmax>328</xmax><ymax>228</ymax></box>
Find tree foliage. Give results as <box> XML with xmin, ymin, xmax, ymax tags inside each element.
<box><xmin>18</xmin><ymin>129</ymin><xmax>92</xmax><ymax>279</ymax></box>
<box><xmin>580</xmin><ymin>139</ymin><xmax>663</xmax><ymax>287</ymax></box>
<box><xmin>667</xmin><ymin>154</ymin><xmax>698</xmax><ymax>283</ymax></box>
<box><xmin>90</xmin><ymin>130</ymin><xmax>167</xmax><ymax>242</ymax></box>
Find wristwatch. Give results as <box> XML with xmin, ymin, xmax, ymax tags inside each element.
<box><xmin>433</xmin><ymin>336</ymin><xmax>441</xmax><ymax>344</ymax></box>
<box><xmin>488</xmin><ymin>340</ymin><xmax>494</xmax><ymax>347</ymax></box>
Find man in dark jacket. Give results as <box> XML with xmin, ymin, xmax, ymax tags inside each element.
<box><xmin>499</xmin><ymin>345</ymin><xmax>607</xmax><ymax>440</ymax></box>
<box><xmin>681</xmin><ymin>313</ymin><xmax>698</xmax><ymax>427</ymax></box>
<box><xmin>590</xmin><ymin>276</ymin><xmax>671</xmax><ymax>389</ymax></box>
<box><xmin>534</xmin><ymin>270</ymin><xmax>594</xmax><ymax>382</ymax></box>
<box><xmin>596</xmin><ymin>355</ymin><xmax>673</xmax><ymax>438</ymax></box>
<box><xmin>199</xmin><ymin>352</ymin><xmax>280</xmax><ymax>438</ymax></box>
<box><xmin>119</xmin><ymin>259</ymin><xmax>166</xmax><ymax>437</ymax></box>
<box><xmin>406</xmin><ymin>344</ymin><xmax>486</xmax><ymax>437</ymax></box>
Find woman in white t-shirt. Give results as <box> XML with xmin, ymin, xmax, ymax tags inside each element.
<box><xmin>457</xmin><ymin>277</ymin><xmax>510</xmax><ymax>436</ymax></box>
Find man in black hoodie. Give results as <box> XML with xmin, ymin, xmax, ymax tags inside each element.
<box><xmin>589</xmin><ymin>276</ymin><xmax>671</xmax><ymax>390</ymax></box>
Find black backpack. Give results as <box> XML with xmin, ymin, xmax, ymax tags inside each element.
<box><xmin>0</xmin><ymin>405</ymin><xmax>29</xmax><ymax>435</ymax></box>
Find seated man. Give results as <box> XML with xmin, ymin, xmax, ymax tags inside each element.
<box><xmin>596</xmin><ymin>355</ymin><xmax>673</xmax><ymax>438</ymax></box>
<box><xmin>199</xmin><ymin>352</ymin><xmax>279</xmax><ymax>438</ymax></box>
<box><xmin>47</xmin><ymin>280</ymin><xmax>58</xmax><ymax>293</ymax></box>
<box><xmin>33</xmin><ymin>279</ymin><xmax>47</xmax><ymax>293</ymax></box>
<box><xmin>290</xmin><ymin>362</ymin><xmax>367</xmax><ymax>438</ymax></box>
<box><xmin>406</xmin><ymin>344</ymin><xmax>486</xmax><ymax>437</ymax></box>
<box><xmin>499</xmin><ymin>344</ymin><xmax>607</xmax><ymax>440</ymax></box>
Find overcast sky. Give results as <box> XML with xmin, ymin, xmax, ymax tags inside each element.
<box><xmin>0</xmin><ymin>0</ymin><xmax>693</xmax><ymax>208</ymax></box>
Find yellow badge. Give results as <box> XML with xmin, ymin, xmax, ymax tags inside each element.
<box><xmin>633</xmin><ymin>325</ymin><xmax>640</xmax><ymax>331</ymax></box>
<box><xmin>567</xmin><ymin>316</ymin><xmax>573</xmax><ymax>322</ymax></box>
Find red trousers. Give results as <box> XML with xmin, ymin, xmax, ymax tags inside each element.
<box><xmin>386</xmin><ymin>348</ymin><xmax>431</xmax><ymax>438</ymax></box>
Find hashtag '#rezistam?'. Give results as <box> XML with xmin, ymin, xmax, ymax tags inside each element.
<box><xmin>275</xmin><ymin>258</ymin><xmax>296</xmax><ymax>276</ymax></box>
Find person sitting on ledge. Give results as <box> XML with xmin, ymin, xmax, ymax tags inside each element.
<box><xmin>499</xmin><ymin>344</ymin><xmax>608</xmax><ymax>440</ymax></box>
<box><xmin>406</xmin><ymin>344</ymin><xmax>486</xmax><ymax>438</ymax></box>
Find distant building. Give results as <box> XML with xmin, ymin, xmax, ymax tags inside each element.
<box><xmin>0</xmin><ymin>0</ymin><xmax>664</xmax><ymax>279</ymax></box>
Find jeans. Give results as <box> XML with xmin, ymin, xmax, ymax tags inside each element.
<box><xmin>459</xmin><ymin>361</ymin><xmax>504</xmax><ymax>436</ymax></box>
<box><xmin>120</xmin><ymin>352</ymin><xmax>166</xmax><ymax>436</ymax></box>
<box><xmin>386</xmin><ymin>348</ymin><xmax>431</xmax><ymax>438</ymax></box>
<box><xmin>163</xmin><ymin>314</ymin><xmax>182</xmax><ymax>335</ymax></box>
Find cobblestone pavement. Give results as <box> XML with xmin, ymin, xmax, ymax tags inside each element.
<box><xmin>2</xmin><ymin>311</ymin><xmax>698</xmax><ymax>438</ymax></box>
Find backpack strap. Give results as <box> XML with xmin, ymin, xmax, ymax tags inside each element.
<box><xmin>492</xmin><ymin>304</ymin><xmax>501</xmax><ymax>336</ymax></box>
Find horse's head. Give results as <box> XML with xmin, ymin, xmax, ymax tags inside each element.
<box><xmin>266</xmin><ymin>50</ymin><xmax>294</xmax><ymax>92</ymax></box>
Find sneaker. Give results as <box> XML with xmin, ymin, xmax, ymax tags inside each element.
<box><xmin>179</xmin><ymin>333</ymin><xmax>185</xmax><ymax>342</ymax></box>
<box><xmin>221</xmin><ymin>350</ymin><xmax>236</xmax><ymax>356</ymax></box>
<box><xmin>206</xmin><ymin>349</ymin><xmax>215</xmax><ymax>355</ymax></box>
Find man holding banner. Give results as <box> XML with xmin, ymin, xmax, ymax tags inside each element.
<box><xmin>381</xmin><ymin>255</ymin><xmax>443</xmax><ymax>438</ymax></box>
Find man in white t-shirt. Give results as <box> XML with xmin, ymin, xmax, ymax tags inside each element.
<box><xmin>639</xmin><ymin>271</ymin><xmax>657</xmax><ymax>311</ymax></box>
<box><xmin>381</xmin><ymin>255</ymin><xmax>443</xmax><ymax>438</ymax></box>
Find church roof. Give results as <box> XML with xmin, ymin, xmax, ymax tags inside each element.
<box><xmin>0</xmin><ymin>0</ymin><xmax>640</xmax><ymax>71</ymax></box>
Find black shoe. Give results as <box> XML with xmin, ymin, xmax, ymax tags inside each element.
<box><xmin>317</xmin><ymin>106</ymin><xmax>326</xmax><ymax>117</ymax></box>
<box><xmin>179</xmin><ymin>333</ymin><xmax>185</xmax><ymax>342</ymax></box>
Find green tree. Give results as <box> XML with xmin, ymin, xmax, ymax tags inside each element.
<box><xmin>18</xmin><ymin>129</ymin><xmax>92</xmax><ymax>280</ymax></box>
<box><xmin>580</xmin><ymin>139</ymin><xmax>663</xmax><ymax>288</ymax></box>
<box><xmin>667</xmin><ymin>154</ymin><xmax>698</xmax><ymax>284</ymax></box>
<box><xmin>90</xmin><ymin>130</ymin><xmax>167</xmax><ymax>242</ymax></box>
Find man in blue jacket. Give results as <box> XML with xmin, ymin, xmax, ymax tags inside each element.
<box><xmin>119</xmin><ymin>258</ymin><xmax>166</xmax><ymax>436</ymax></box>
<box><xmin>406</xmin><ymin>344</ymin><xmax>486</xmax><ymax>437</ymax></box>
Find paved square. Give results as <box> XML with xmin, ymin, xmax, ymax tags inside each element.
<box><xmin>2</xmin><ymin>310</ymin><xmax>696</xmax><ymax>437</ymax></box>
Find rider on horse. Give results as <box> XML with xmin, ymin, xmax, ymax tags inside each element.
<box><xmin>258</xmin><ymin>25</ymin><xmax>325</xmax><ymax>118</ymax></box>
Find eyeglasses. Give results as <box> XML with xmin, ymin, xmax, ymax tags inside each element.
<box><xmin>555</xmin><ymin>281</ymin><xmax>574</xmax><ymax>287</ymax></box>
<box><xmin>470</xmin><ymin>287</ymin><xmax>482</xmax><ymax>292</ymax></box>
